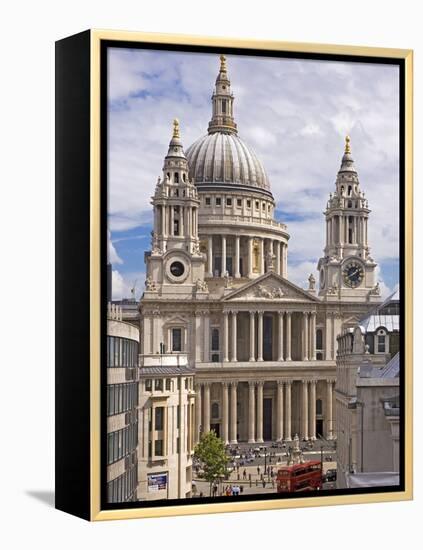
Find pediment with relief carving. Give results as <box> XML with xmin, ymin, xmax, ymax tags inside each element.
<box><xmin>222</xmin><ymin>273</ymin><xmax>320</xmax><ymax>303</ymax></box>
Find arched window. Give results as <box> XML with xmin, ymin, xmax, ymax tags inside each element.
<box><xmin>182</xmin><ymin>173</ymin><xmax>186</xmax><ymax>182</ymax></box>
<box><xmin>222</xmin><ymin>99</ymin><xmax>227</xmax><ymax>114</ymax></box>
<box><xmin>211</xmin><ymin>402</ymin><xmax>219</xmax><ymax>419</ymax></box>
<box><xmin>375</xmin><ymin>328</ymin><xmax>388</xmax><ymax>354</ymax></box>
<box><xmin>316</xmin><ymin>399</ymin><xmax>323</xmax><ymax>415</ymax></box>
<box><xmin>347</xmin><ymin>200</ymin><xmax>352</xmax><ymax>208</ymax></box>
<box><xmin>348</xmin><ymin>215</ymin><xmax>354</xmax><ymax>244</ymax></box>
<box><xmin>174</xmin><ymin>172</ymin><xmax>179</xmax><ymax>183</ymax></box>
<box><xmin>348</xmin><ymin>185</ymin><xmax>352</xmax><ymax>196</ymax></box>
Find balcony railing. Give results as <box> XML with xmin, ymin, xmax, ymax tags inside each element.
<box><xmin>199</xmin><ymin>214</ymin><xmax>287</xmax><ymax>232</ymax></box>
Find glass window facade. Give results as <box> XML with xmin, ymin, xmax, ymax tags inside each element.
<box><xmin>107</xmin><ymin>336</ymin><xmax>139</xmax><ymax>367</ymax></box>
<box><xmin>107</xmin><ymin>422</ymin><xmax>138</xmax><ymax>465</ymax></box>
<box><xmin>107</xmin><ymin>382</ymin><xmax>138</xmax><ymax>416</ymax></box>
<box><xmin>107</xmin><ymin>464</ymin><xmax>138</xmax><ymax>503</ymax></box>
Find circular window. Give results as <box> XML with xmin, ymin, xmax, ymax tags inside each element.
<box><xmin>170</xmin><ymin>261</ymin><xmax>185</xmax><ymax>278</ymax></box>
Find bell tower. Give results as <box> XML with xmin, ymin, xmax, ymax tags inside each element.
<box><xmin>144</xmin><ymin>120</ymin><xmax>207</xmax><ymax>297</ymax></box>
<box><xmin>317</xmin><ymin>136</ymin><xmax>380</xmax><ymax>302</ymax></box>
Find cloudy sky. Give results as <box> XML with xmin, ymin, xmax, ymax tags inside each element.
<box><xmin>108</xmin><ymin>47</ymin><xmax>400</xmax><ymax>301</ymax></box>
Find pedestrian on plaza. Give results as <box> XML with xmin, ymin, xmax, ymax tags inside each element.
<box><xmin>243</xmin><ymin>469</ymin><xmax>247</xmax><ymax>479</ymax></box>
<box><xmin>262</xmin><ymin>479</ymin><xmax>266</xmax><ymax>488</ymax></box>
<box><xmin>257</xmin><ymin>466</ymin><xmax>261</xmax><ymax>476</ymax></box>
<box><xmin>240</xmin><ymin>485</ymin><xmax>244</xmax><ymax>494</ymax></box>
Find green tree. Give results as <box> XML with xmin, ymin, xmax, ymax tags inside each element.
<box><xmin>194</xmin><ymin>430</ymin><xmax>229</xmax><ymax>496</ymax></box>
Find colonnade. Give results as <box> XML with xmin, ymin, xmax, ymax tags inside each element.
<box><xmin>222</xmin><ymin>309</ymin><xmax>317</xmax><ymax>362</ymax></box>
<box><xmin>155</xmin><ymin>203</ymin><xmax>199</xmax><ymax>239</ymax></box>
<box><xmin>326</xmin><ymin>214</ymin><xmax>368</xmax><ymax>251</ymax></box>
<box><xmin>204</xmin><ymin>234</ymin><xmax>288</xmax><ymax>278</ymax></box>
<box><xmin>195</xmin><ymin>379</ymin><xmax>335</xmax><ymax>444</ymax></box>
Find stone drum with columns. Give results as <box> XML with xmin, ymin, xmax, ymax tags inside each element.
<box><xmin>138</xmin><ymin>55</ymin><xmax>382</xmax><ymax>459</ymax></box>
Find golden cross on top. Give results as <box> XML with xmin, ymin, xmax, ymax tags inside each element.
<box><xmin>220</xmin><ymin>54</ymin><xmax>227</xmax><ymax>72</ymax></box>
<box><xmin>345</xmin><ymin>135</ymin><xmax>351</xmax><ymax>154</ymax></box>
<box><xmin>173</xmin><ymin>118</ymin><xmax>180</xmax><ymax>138</ymax></box>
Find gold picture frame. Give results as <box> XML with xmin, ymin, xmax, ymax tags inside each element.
<box><xmin>55</xmin><ymin>29</ymin><xmax>413</xmax><ymax>521</ymax></box>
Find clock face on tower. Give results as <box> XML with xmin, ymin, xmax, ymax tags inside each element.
<box><xmin>342</xmin><ymin>261</ymin><xmax>364</xmax><ymax>288</ymax></box>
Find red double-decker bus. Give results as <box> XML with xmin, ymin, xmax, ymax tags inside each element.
<box><xmin>276</xmin><ymin>461</ymin><xmax>323</xmax><ymax>493</ymax></box>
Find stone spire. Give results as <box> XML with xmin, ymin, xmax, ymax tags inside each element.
<box><xmin>208</xmin><ymin>55</ymin><xmax>238</xmax><ymax>135</ymax></box>
<box><xmin>163</xmin><ymin>119</ymin><xmax>189</xmax><ymax>180</ymax></box>
<box><xmin>337</xmin><ymin>135</ymin><xmax>359</xmax><ymax>180</ymax></box>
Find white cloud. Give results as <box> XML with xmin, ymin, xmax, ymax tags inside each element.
<box><xmin>112</xmin><ymin>269</ymin><xmax>146</xmax><ymax>301</ymax></box>
<box><xmin>108</xmin><ymin>230</ymin><xmax>123</xmax><ymax>264</ymax></box>
<box><xmin>107</xmin><ymin>49</ymin><xmax>400</xmax><ymax>289</ymax></box>
<box><xmin>287</xmin><ymin>261</ymin><xmax>318</xmax><ymax>289</ymax></box>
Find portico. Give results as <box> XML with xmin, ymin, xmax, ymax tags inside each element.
<box><xmin>221</xmin><ymin>309</ymin><xmax>317</xmax><ymax>363</ymax></box>
<box><xmin>194</xmin><ymin>377</ymin><xmax>335</xmax><ymax>444</ymax></box>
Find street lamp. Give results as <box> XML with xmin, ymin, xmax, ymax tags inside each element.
<box><xmin>263</xmin><ymin>447</ymin><xmax>268</xmax><ymax>479</ymax></box>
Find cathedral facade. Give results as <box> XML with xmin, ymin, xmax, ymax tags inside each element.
<box><xmin>137</xmin><ymin>54</ymin><xmax>382</xmax><ymax>481</ymax></box>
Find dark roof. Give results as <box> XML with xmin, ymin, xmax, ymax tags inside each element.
<box><xmin>139</xmin><ymin>366</ymin><xmax>194</xmax><ymax>377</ymax></box>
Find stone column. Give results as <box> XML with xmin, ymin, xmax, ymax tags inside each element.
<box><xmin>249</xmin><ymin>311</ymin><xmax>255</xmax><ymax>361</ymax></box>
<box><xmin>207</xmin><ymin>236</ymin><xmax>213</xmax><ymax>277</ymax></box>
<box><xmin>203</xmin><ymin>383</ymin><xmax>210</xmax><ymax>433</ymax></box>
<box><xmin>257</xmin><ymin>311</ymin><xmax>264</xmax><ymax>361</ymax></box>
<box><xmin>248</xmin><ymin>237</ymin><xmax>253</xmax><ymax>278</ymax></box>
<box><xmin>231</xmin><ymin>310</ymin><xmax>237</xmax><ymax>362</ymax></box>
<box><xmin>325</xmin><ymin>313</ymin><xmax>333</xmax><ymax>360</ymax></box>
<box><xmin>256</xmin><ymin>382</ymin><xmax>264</xmax><ymax>443</ymax></box>
<box><xmin>203</xmin><ymin>313</ymin><xmax>210</xmax><ymax>363</ymax></box>
<box><xmin>326</xmin><ymin>379</ymin><xmax>334</xmax><ymax>440</ymax></box>
<box><xmin>235</xmin><ymin>236</ymin><xmax>241</xmax><ymax>278</ymax></box>
<box><xmin>248</xmin><ymin>381</ymin><xmax>256</xmax><ymax>443</ymax></box>
<box><xmin>276</xmin><ymin>381</ymin><xmax>284</xmax><ymax>441</ymax></box>
<box><xmin>284</xmin><ymin>380</ymin><xmax>292</xmax><ymax>441</ymax></box>
<box><xmin>309</xmin><ymin>380</ymin><xmax>317</xmax><ymax>440</ymax></box>
<box><xmin>278</xmin><ymin>311</ymin><xmax>284</xmax><ymax>361</ymax></box>
<box><xmin>302</xmin><ymin>312</ymin><xmax>309</xmax><ymax>361</ymax></box>
<box><xmin>194</xmin><ymin>311</ymin><xmax>202</xmax><ymax>362</ymax></box>
<box><xmin>161</xmin><ymin>205</ymin><xmax>166</xmax><ymax>236</ymax></box>
<box><xmin>282</xmin><ymin>244</ymin><xmax>288</xmax><ymax>278</ymax></box>
<box><xmin>230</xmin><ymin>382</ymin><xmax>238</xmax><ymax>444</ymax></box>
<box><xmin>179</xmin><ymin>206</ymin><xmax>184</xmax><ymax>237</ymax></box>
<box><xmin>169</xmin><ymin>206</ymin><xmax>174</xmax><ymax>236</ymax></box>
<box><xmin>302</xmin><ymin>380</ymin><xmax>309</xmax><ymax>440</ymax></box>
<box><xmin>223</xmin><ymin>311</ymin><xmax>229</xmax><ymax>362</ymax></box>
<box><xmin>260</xmin><ymin>238</ymin><xmax>265</xmax><ymax>274</ymax></box>
<box><xmin>221</xmin><ymin>382</ymin><xmax>229</xmax><ymax>444</ymax></box>
<box><xmin>221</xmin><ymin>235</ymin><xmax>226</xmax><ymax>276</ymax></box>
<box><xmin>310</xmin><ymin>311</ymin><xmax>317</xmax><ymax>361</ymax></box>
<box><xmin>195</xmin><ymin>383</ymin><xmax>202</xmax><ymax>443</ymax></box>
<box><xmin>276</xmin><ymin>241</ymin><xmax>281</xmax><ymax>275</ymax></box>
<box><xmin>285</xmin><ymin>312</ymin><xmax>292</xmax><ymax>361</ymax></box>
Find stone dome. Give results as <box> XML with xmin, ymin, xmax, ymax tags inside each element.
<box><xmin>185</xmin><ymin>54</ymin><xmax>272</xmax><ymax>198</ymax></box>
<box><xmin>186</xmin><ymin>132</ymin><xmax>271</xmax><ymax>193</ymax></box>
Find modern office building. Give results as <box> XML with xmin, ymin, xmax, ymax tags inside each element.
<box><xmin>106</xmin><ymin>304</ymin><xmax>140</xmax><ymax>502</ymax></box>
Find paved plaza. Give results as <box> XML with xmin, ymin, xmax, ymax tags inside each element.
<box><xmin>192</xmin><ymin>440</ymin><xmax>337</xmax><ymax>497</ymax></box>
